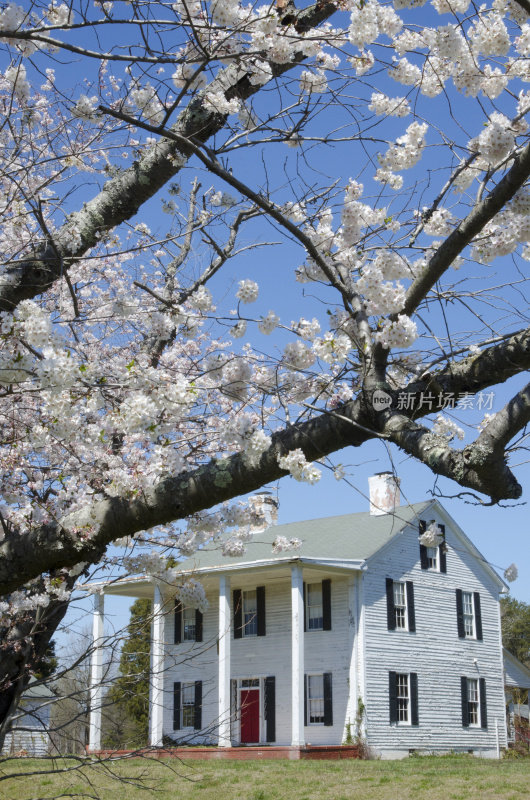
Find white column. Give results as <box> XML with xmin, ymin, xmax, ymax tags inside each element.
<box><xmin>218</xmin><ymin>574</ymin><xmax>231</xmax><ymax>747</ymax></box>
<box><xmin>291</xmin><ymin>564</ymin><xmax>305</xmax><ymax>746</ymax></box>
<box><xmin>357</xmin><ymin>572</ymin><xmax>367</xmax><ymax>740</ymax></box>
<box><xmin>150</xmin><ymin>582</ymin><xmax>165</xmax><ymax>747</ymax></box>
<box><xmin>346</xmin><ymin>575</ymin><xmax>357</xmax><ymax>730</ymax></box>
<box><xmin>88</xmin><ymin>592</ymin><xmax>104</xmax><ymax>752</ymax></box>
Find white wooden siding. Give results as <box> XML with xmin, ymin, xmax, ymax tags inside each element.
<box><xmin>362</xmin><ymin>514</ymin><xmax>507</xmax><ymax>757</ymax></box>
<box><xmin>504</xmin><ymin>651</ymin><xmax>530</xmax><ymax>689</ymax></box>
<box><xmin>2</xmin><ymin>703</ymin><xmax>51</xmax><ymax>756</ymax></box>
<box><xmin>162</xmin><ymin>573</ymin><xmax>355</xmax><ymax>746</ymax></box>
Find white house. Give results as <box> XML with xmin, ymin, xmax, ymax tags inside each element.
<box><xmin>87</xmin><ymin>475</ymin><xmax>509</xmax><ymax>759</ymax></box>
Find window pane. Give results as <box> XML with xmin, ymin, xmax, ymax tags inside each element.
<box><xmin>183</xmin><ymin>607</ymin><xmax>196</xmax><ymax>641</ymax></box>
<box><xmin>241</xmin><ymin>678</ymin><xmax>259</xmax><ymax>688</ymax></box>
<box><xmin>182</xmin><ymin>683</ymin><xmax>195</xmax><ymax>728</ymax></box>
<box><xmin>396</xmin><ymin>673</ymin><xmax>409</xmax><ymax>723</ymax></box>
<box><xmin>427</xmin><ymin>546</ymin><xmax>438</xmax><ymax>569</ymax></box>
<box><xmin>308</xmin><ymin>675</ymin><xmax>324</xmax><ymax>723</ymax></box>
<box><xmin>393</xmin><ymin>582</ymin><xmax>407</xmax><ymax>629</ymax></box>
<box><xmin>307</xmin><ymin>583</ymin><xmax>323</xmax><ymax>630</ymax></box>
<box><xmin>463</xmin><ymin>592</ymin><xmax>474</xmax><ymax>637</ymax></box>
<box><xmin>243</xmin><ymin>590</ymin><xmax>257</xmax><ymax>636</ymax></box>
<box><xmin>467</xmin><ymin>678</ymin><xmax>479</xmax><ymax>725</ymax></box>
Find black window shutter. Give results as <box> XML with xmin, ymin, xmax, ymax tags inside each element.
<box><xmin>474</xmin><ymin>592</ymin><xmax>483</xmax><ymax>641</ymax></box>
<box><xmin>386</xmin><ymin>578</ymin><xmax>396</xmax><ymax>631</ymax></box>
<box><xmin>304</xmin><ymin>674</ymin><xmax>307</xmax><ymax>726</ymax></box>
<box><xmin>194</xmin><ymin>680</ymin><xmax>202</xmax><ymax>730</ymax></box>
<box><xmin>461</xmin><ymin>676</ymin><xmax>469</xmax><ymax>727</ymax></box>
<box><xmin>233</xmin><ymin>589</ymin><xmax>242</xmax><ymax>639</ymax></box>
<box><xmin>439</xmin><ymin>524</ymin><xmax>447</xmax><ymax>573</ymax></box>
<box><xmin>419</xmin><ymin>520</ymin><xmax>428</xmax><ymax>569</ymax></box>
<box><xmin>410</xmin><ymin>672</ymin><xmax>419</xmax><ymax>726</ymax></box>
<box><xmin>389</xmin><ymin>671</ymin><xmax>398</xmax><ymax>723</ymax></box>
<box><xmin>173</xmin><ymin>681</ymin><xmax>181</xmax><ymax>730</ymax></box>
<box><xmin>257</xmin><ymin>586</ymin><xmax>266</xmax><ymax>636</ymax></box>
<box><xmin>303</xmin><ymin>582</ymin><xmax>307</xmax><ymax>632</ymax></box>
<box><xmin>323</xmin><ymin>673</ymin><xmax>333</xmax><ymax>726</ymax></box>
<box><xmin>264</xmin><ymin>676</ymin><xmax>276</xmax><ymax>742</ymax></box>
<box><xmin>322</xmin><ymin>579</ymin><xmax>332</xmax><ymax>630</ymax></box>
<box><xmin>174</xmin><ymin>601</ymin><xmax>183</xmax><ymax>644</ymax></box>
<box><xmin>479</xmin><ymin>678</ymin><xmax>487</xmax><ymax>729</ymax></box>
<box><xmin>195</xmin><ymin>609</ymin><xmax>203</xmax><ymax>642</ymax></box>
<box><xmin>406</xmin><ymin>581</ymin><xmax>416</xmax><ymax>633</ymax></box>
<box><xmin>456</xmin><ymin>589</ymin><xmax>465</xmax><ymax>638</ymax></box>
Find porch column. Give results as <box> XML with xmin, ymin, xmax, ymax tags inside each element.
<box><xmin>150</xmin><ymin>582</ymin><xmax>165</xmax><ymax>747</ymax></box>
<box><xmin>88</xmin><ymin>592</ymin><xmax>104</xmax><ymax>752</ymax></box>
<box><xmin>291</xmin><ymin>564</ymin><xmax>305</xmax><ymax>746</ymax></box>
<box><xmin>218</xmin><ymin>574</ymin><xmax>231</xmax><ymax>747</ymax></box>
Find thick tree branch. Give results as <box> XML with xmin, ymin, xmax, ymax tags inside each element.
<box><xmin>413</xmin><ymin>326</ymin><xmax>530</xmax><ymax>398</ymax></box>
<box><xmin>403</xmin><ymin>140</ymin><xmax>530</xmax><ymax>317</ymax></box>
<box><xmin>381</xmin><ymin>412</ymin><xmax>521</xmax><ymax>505</ymax></box>
<box><xmin>475</xmin><ymin>382</ymin><xmax>530</xmax><ymax>455</ymax></box>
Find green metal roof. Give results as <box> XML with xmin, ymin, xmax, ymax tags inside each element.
<box><xmin>178</xmin><ymin>500</ymin><xmax>433</xmax><ymax>572</ymax></box>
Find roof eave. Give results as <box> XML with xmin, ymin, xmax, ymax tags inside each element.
<box><xmin>78</xmin><ymin>557</ymin><xmax>366</xmax><ymax>596</ymax></box>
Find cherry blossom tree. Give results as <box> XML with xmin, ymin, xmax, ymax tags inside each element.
<box><xmin>1</xmin><ymin>0</ymin><xmax>530</xmax><ymax>748</ymax></box>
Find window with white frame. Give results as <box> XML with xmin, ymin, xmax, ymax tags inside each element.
<box><xmin>182</xmin><ymin>606</ymin><xmax>196</xmax><ymax>641</ymax></box>
<box><xmin>426</xmin><ymin>546</ymin><xmax>438</xmax><ymax>570</ymax></box>
<box><xmin>462</xmin><ymin>591</ymin><xmax>475</xmax><ymax>638</ymax></box>
<box><xmin>307</xmin><ymin>675</ymin><xmax>324</xmax><ymax>724</ymax></box>
<box><xmin>389</xmin><ymin>671</ymin><xmax>418</xmax><ymax>726</ymax></box>
<box><xmin>181</xmin><ymin>682</ymin><xmax>195</xmax><ymax>728</ymax></box>
<box><xmin>467</xmin><ymin>678</ymin><xmax>479</xmax><ymax>726</ymax></box>
<box><xmin>461</xmin><ymin>676</ymin><xmax>486</xmax><ymax>728</ymax></box>
<box><xmin>243</xmin><ymin>590</ymin><xmax>257</xmax><ymax>636</ymax></box>
<box><xmin>306</xmin><ymin>583</ymin><xmax>323</xmax><ymax>631</ymax></box>
<box><xmin>393</xmin><ymin>582</ymin><xmax>407</xmax><ymax>630</ymax></box>
<box><xmin>396</xmin><ymin>673</ymin><xmax>410</xmax><ymax>723</ymax></box>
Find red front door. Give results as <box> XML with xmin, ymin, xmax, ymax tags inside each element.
<box><xmin>240</xmin><ymin>689</ymin><xmax>260</xmax><ymax>743</ymax></box>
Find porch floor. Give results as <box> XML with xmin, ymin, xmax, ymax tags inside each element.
<box><xmin>91</xmin><ymin>745</ymin><xmax>360</xmax><ymax>761</ymax></box>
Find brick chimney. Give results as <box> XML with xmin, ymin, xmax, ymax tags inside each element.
<box><xmin>368</xmin><ymin>472</ymin><xmax>401</xmax><ymax>516</ymax></box>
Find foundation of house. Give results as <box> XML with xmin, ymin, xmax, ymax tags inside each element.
<box><xmin>89</xmin><ymin>744</ymin><xmax>361</xmax><ymax>761</ymax></box>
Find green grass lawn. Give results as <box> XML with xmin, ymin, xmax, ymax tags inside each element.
<box><xmin>1</xmin><ymin>755</ymin><xmax>529</xmax><ymax>800</ymax></box>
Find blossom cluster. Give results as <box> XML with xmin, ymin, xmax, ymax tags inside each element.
<box><xmin>419</xmin><ymin>522</ymin><xmax>445</xmax><ymax>548</ymax></box>
<box><xmin>376</xmin><ymin>122</ymin><xmax>428</xmax><ymax>191</ymax></box>
<box><xmin>272</xmin><ymin>536</ymin><xmax>302</xmax><ymax>553</ymax></box>
<box><xmin>236</xmin><ymin>279</ymin><xmax>259</xmax><ymax>303</ymax></box>
<box><xmin>175</xmin><ymin>578</ymin><xmax>208</xmax><ymax>613</ymax></box>
<box><xmin>278</xmin><ymin>449</ymin><xmax>322</xmax><ymax>484</ymax></box>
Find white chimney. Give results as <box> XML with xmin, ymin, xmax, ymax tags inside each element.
<box><xmin>250</xmin><ymin>492</ymin><xmax>279</xmax><ymax>526</ymax></box>
<box><xmin>368</xmin><ymin>472</ymin><xmax>401</xmax><ymax>516</ymax></box>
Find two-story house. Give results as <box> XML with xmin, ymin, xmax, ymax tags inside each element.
<box><xmin>87</xmin><ymin>474</ymin><xmax>508</xmax><ymax>759</ymax></box>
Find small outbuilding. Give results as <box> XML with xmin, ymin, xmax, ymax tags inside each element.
<box><xmin>2</xmin><ymin>681</ymin><xmax>54</xmax><ymax>757</ymax></box>
<box><xmin>504</xmin><ymin>647</ymin><xmax>530</xmax><ymax>748</ymax></box>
